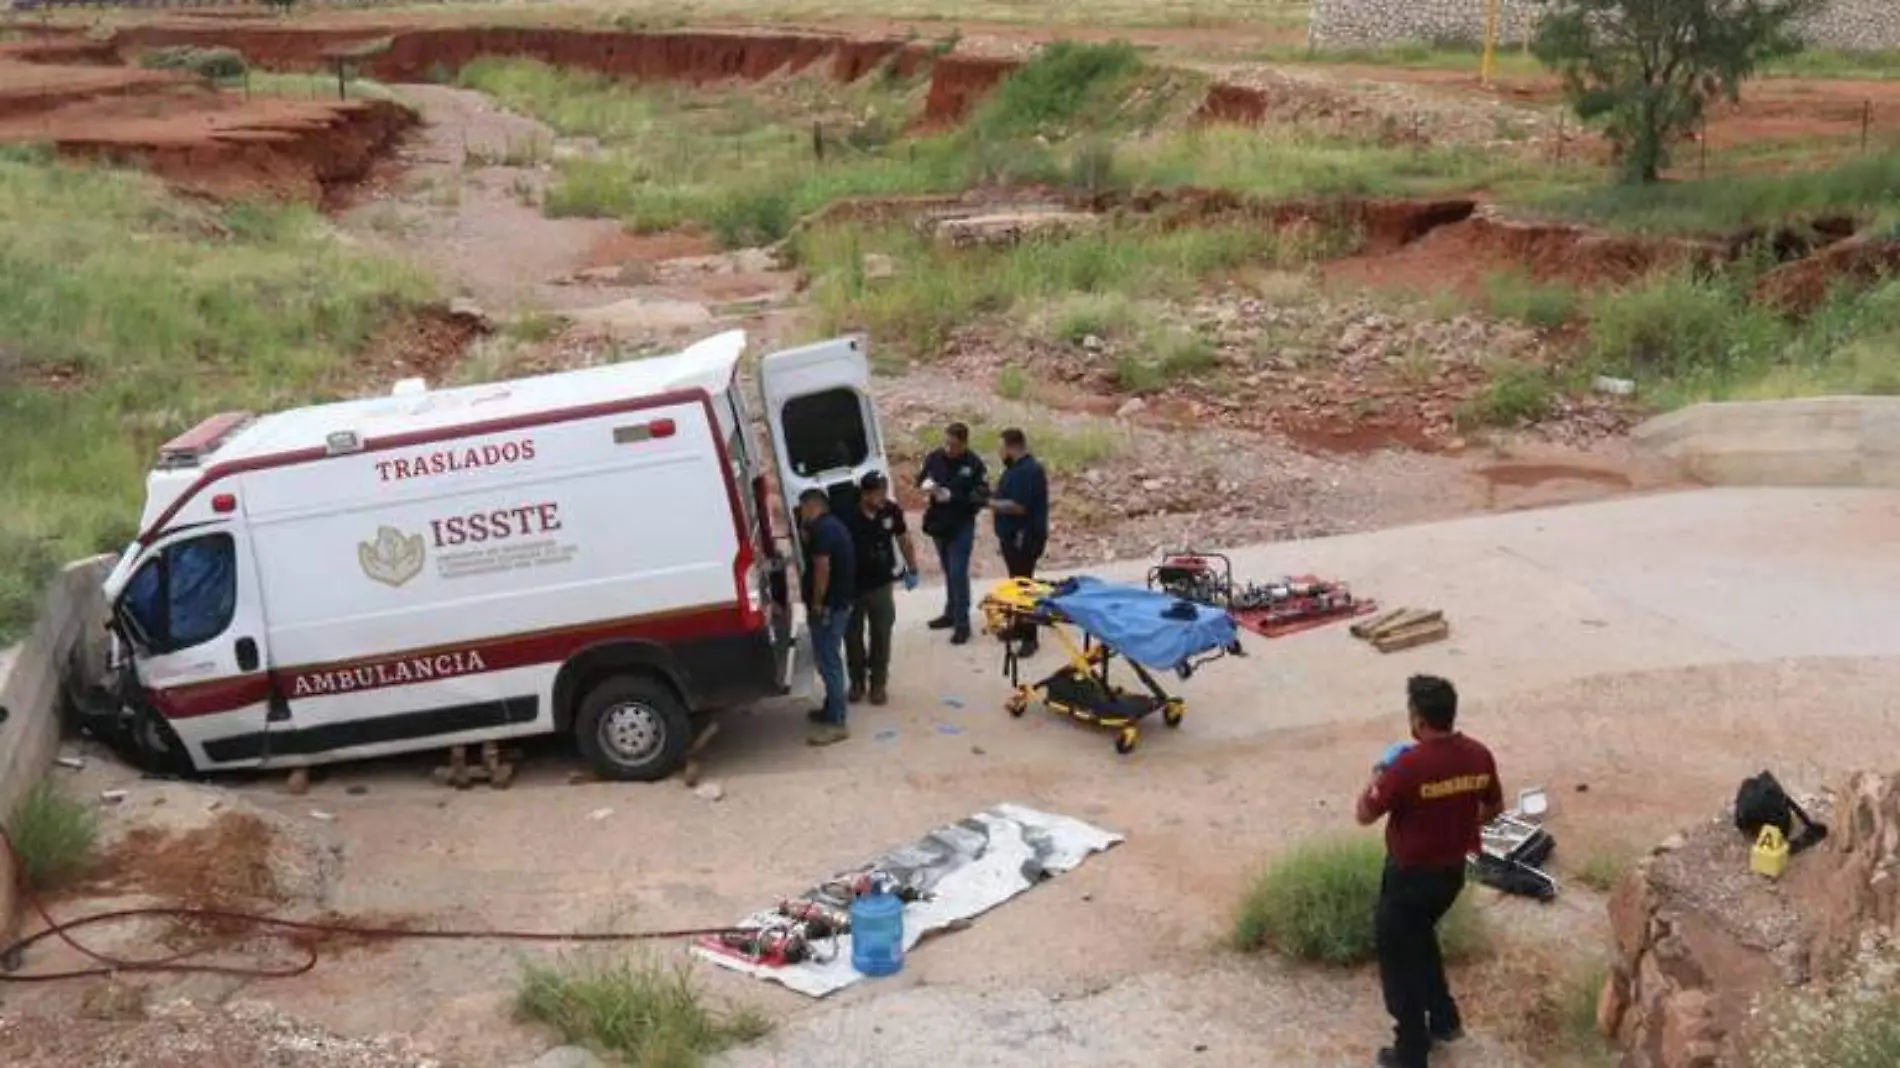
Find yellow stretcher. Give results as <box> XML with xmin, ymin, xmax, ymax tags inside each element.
<box><xmin>980</xmin><ymin>576</ymin><xmax>1228</xmax><ymax>756</ymax></box>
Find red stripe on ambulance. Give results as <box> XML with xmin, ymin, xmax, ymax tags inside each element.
<box><xmin>153</xmin><ymin>604</ymin><xmax>745</xmax><ymax>719</ymax></box>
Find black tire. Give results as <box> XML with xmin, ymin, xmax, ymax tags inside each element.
<box><xmin>574</xmin><ymin>674</ymin><xmax>691</xmax><ymax>782</ymax></box>
<box><xmin>129</xmin><ymin>702</ymin><xmax>194</xmax><ymax>778</ymax></box>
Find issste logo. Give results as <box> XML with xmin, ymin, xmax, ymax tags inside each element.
<box><xmin>358</xmin><ymin>525</ymin><xmax>426</xmax><ymax>588</ymax></box>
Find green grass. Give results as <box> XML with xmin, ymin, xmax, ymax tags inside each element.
<box><xmin>797</xmin><ymin>221</ymin><xmax>1339</xmax><ymax>361</ymax></box>
<box><xmin>1457</xmin><ymin>361</ymin><xmax>1558</xmax><ymax>427</ymax></box>
<box><xmin>964</xmin><ymin>39</ymin><xmax>1148</xmax><ymax>140</ymax></box>
<box><xmin>1114</xmin><ymin>324</ymin><xmax>1220</xmax><ymax>392</ymax></box>
<box><xmin>1513</xmin><ymin>151</ymin><xmax>1900</xmax><ymax>236</ymax></box>
<box><xmin>458</xmin><ymin>56</ymin><xmax>983</xmax><ymax>245</ymax></box>
<box><xmin>1754</xmin><ymin>993</ymin><xmax>1900</xmax><ymax>1068</ymax></box>
<box><xmin>1233</xmin><ymin>835</ymin><xmax>1487</xmax><ymax>966</ymax></box>
<box><xmin>995</xmin><ymin>363</ymin><xmax>1032</xmax><ymax>399</ymax></box>
<box><xmin>1123</xmin><ymin>124</ymin><xmax>1567</xmax><ymax>201</ymax></box>
<box><xmin>1484</xmin><ymin>269</ymin><xmax>1580</xmax><ymax>328</ymax></box>
<box><xmin>517</xmin><ymin>954</ymin><xmax>770</xmax><ymax>1067</ymax></box>
<box><xmin>1540</xmin><ymin>961</ymin><xmax>1617</xmax><ymax>1068</ymax></box>
<box><xmin>0</xmin><ymin>151</ymin><xmax>430</xmax><ymax>640</ymax></box>
<box><xmin>237</xmin><ymin>72</ymin><xmax>401</xmax><ymax>102</ymax></box>
<box><xmin>1044</xmin><ymin>292</ymin><xmax>1143</xmax><ymax>346</ymax></box>
<box><xmin>1566</xmin><ymin>265</ymin><xmax>1900</xmax><ymax>406</ymax></box>
<box><xmin>953</xmin><ymin>417</ymin><xmax>1127</xmax><ymax>476</ymax></box>
<box><xmin>4</xmin><ymin>782</ymin><xmax>100</xmax><ymax>891</ymax></box>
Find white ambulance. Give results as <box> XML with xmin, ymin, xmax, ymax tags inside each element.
<box><xmin>99</xmin><ymin>330</ymin><xmax>886</xmax><ymax>781</ymax></box>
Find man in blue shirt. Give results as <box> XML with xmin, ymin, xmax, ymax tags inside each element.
<box><xmin>991</xmin><ymin>427</ymin><xmax>1049</xmax><ymax>656</ymax></box>
<box><xmin>798</xmin><ymin>488</ymin><xmax>856</xmax><ymax>747</ymax></box>
<box><xmin>917</xmin><ymin>422</ymin><xmax>989</xmax><ymax>645</ymax></box>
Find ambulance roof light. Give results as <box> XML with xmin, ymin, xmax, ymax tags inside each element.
<box><xmin>156</xmin><ymin>412</ymin><xmax>254</xmax><ymax>470</ymax></box>
<box><xmin>391</xmin><ymin>378</ymin><xmax>428</xmax><ymax>397</ymax></box>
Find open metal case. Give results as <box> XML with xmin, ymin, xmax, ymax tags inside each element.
<box><xmin>1472</xmin><ymin>787</ymin><xmax>1559</xmax><ymax>900</ymax></box>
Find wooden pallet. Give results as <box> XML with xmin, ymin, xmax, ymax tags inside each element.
<box><xmin>1350</xmin><ymin>607</ymin><xmax>1450</xmax><ymax>653</ymax></box>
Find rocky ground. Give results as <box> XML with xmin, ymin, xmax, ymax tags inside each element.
<box><xmin>325</xmin><ymin>79</ymin><xmax>1660</xmax><ymax>589</ymax></box>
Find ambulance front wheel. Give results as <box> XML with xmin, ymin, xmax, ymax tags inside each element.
<box><xmin>576</xmin><ymin>674</ymin><xmax>691</xmax><ymax>782</ymax></box>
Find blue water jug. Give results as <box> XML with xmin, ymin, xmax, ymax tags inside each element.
<box><xmin>850</xmin><ymin>890</ymin><xmax>905</xmax><ymax>977</ymax></box>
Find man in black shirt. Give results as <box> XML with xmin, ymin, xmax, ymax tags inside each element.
<box><xmin>990</xmin><ymin>427</ymin><xmax>1050</xmax><ymax>656</ymax></box>
<box><xmin>844</xmin><ymin>471</ymin><xmax>919</xmax><ymax>707</ymax></box>
<box><xmin>798</xmin><ymin>488</ymin><xmax>855</xmax><ymax>747</ymax></box>
<box><xmin>917</xmin><ymin>422</ymin><xmax>988</xmax><ymax>645</ymax></box>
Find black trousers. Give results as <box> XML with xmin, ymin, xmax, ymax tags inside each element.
<box><xmin>1375</xmin><ymin>858</ymin><xmax>1465</xmax><ymax>1066</ymax></box>
<box><xmin>1000</xmin><ymin>537</ymin><xmax>1042</xmax><ymax>580</ymax></box>
<box><xmin>999</xmin><ymin>538</ymin><xmax>1042</xmax><ymax>646</ymax></box>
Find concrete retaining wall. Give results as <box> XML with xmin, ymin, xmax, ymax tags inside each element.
<box><xmin>1633</xmin><ymin>396</ymin><xmax>1900</xmax><ymax>488</ymax></box>
<box><xmin>0</xmin><ymin>556</ymin><xmax>112</xmax><ymax>931</ymax></box>
<box><xmin>1310</xmin><ymin>0</ymin><xmax>1900</xmax><ymax>52</ymax></box>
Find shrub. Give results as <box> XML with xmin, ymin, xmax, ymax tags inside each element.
<box><xmin>140</xmin><ymin>45</ymin><xmax>248</xmax><ymax>82</ymax></box>
<box><xmin>517</xmin><ymin>954</ymin><xmax>770</xmax><ymax>1067</ymax></box>
<box><xmin>995</xmin><ymin>363</ymin><xmax>1031</xmax><ymax>399</ymax></box>
<box><xmin>1233</xmin><ymin>835</ymin><xmax>1486</xmax><ymax>966</ymax></box>
<box><xmin>1047</xmin><ymin>293</ymin><xmax>1138</xmax><ymax>345</ymax></box>
<box><xmin>702</xmin><ymin>186</ymin><xmax>795</xmax><ymax>249</ymax></box>
<box><xmin>1457</xmin><ymin>362</ymin><xmax>1557</xmax><ymax>427</ymax></box>
<box><xmin>969</xmin><ymin>40</ymin><xmax>1146</xmax><ymax>141</ymax></box>
<box><xmin>5</xmin><ymin>782</ymin><xmax>99</xmax><ymax>891</ymax></box>
<box><xmin>1484</xmin><ymin>270</ymin><xmax>1580</xmax><ymax>328</ymax></box>
<box><xmin>1066</xmin><ymin>137</ymin><xmax>1124</xmax><ymax>194</ymax></box>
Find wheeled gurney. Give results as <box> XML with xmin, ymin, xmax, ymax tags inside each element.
<box><xmin>979</xmin><ymin>576</ymin><xmax>1240</xmax><ymax>755</ymax></box>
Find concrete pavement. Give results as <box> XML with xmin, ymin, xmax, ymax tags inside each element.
<box><xmin>887</xmin><ymin>485</ymin><xmax>1900</xmax><ymax>739</ymax></box>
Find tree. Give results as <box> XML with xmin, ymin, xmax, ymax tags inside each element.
<box><xmin>1532</xmin><ymin>0</ymin><xmax>1820</xmax><ymax>184</ymax></box>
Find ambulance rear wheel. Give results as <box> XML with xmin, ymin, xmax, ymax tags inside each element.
<box><xmin>576</xmin><ymin>675</ymin><xmax>690</xmax><ymax>782</ymax></box>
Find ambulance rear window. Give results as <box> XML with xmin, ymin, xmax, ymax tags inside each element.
<box><xmin>782</xmin><ymin>389</ymin><xmax>869</xmax><ymax>477</ymax></box>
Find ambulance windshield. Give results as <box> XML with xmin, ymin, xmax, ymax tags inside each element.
<box><xmin>782</xmin><ymin>388</ymin><xmax>869</xmax><ymax>477</ymax></box>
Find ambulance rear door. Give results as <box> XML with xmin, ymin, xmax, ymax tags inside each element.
<box><xmin>756</xmin><ymin>335</ymin><xmax>888</xmax><ymax>559</ymax></box>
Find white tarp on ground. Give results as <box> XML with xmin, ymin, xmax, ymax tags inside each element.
<box><xmin>693</xmin><ymin>802</ymin><xmax>1123</xmax><ymax>998</ymax></box>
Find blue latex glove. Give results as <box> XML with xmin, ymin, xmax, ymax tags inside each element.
<box><xmin>902</xmin><ymin>569</ymin><xmax>920</xmax><ymax>591</ymax></box>
<box><xmin>1374</xmin><ymin>741</ymin><xmax>1414</xmax><ymax>774</ymax></box>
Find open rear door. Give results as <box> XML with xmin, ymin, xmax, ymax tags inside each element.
<box><xmin>757</xmin><ymin>335</ymin><xmax>887</xmax><ymax>558</ymax></box>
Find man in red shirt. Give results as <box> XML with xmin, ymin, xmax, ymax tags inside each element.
<box><xmin>1355</xmin><ymin>675</ymin><xmax>1503</xmax><ymax>1068</ymax></box>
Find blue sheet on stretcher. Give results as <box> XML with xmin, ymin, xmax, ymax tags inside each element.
<box><xmin>1041</xmin><ymin>576</ymin><xmax>1238</xmax><ymax>671</ymax></box>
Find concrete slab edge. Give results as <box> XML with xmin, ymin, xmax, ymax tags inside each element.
<box><xmin>1632</xmin><ymin>396</ymin><xmax>1900</xmax><ymax>488</ymax></box>
<box><xmin>0</xmin><ymin>554</ymin><xmax>114</xmax><ymax>936</ymax></box>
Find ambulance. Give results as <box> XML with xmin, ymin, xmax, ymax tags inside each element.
<box><xmin>99</xmin><ymin>330</ymin><xmax>886</xmax><ymax>781</ymax></box>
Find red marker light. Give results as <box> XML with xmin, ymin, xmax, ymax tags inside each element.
<box><xmin>212</xmin><ymin>494</ymin><xmax>238</xmax><ymax>514</ymax></box>
<box><xmin>650</xmin><ymin>419</ymin><xmax>676</xmax><ymax>439</ymax></box>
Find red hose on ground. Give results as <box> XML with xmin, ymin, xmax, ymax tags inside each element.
<box><xmin>0</xmin><ymin>824</ymin><xmax>749</xmax><ymax>983</ymax></box>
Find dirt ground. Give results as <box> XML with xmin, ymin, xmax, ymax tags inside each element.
<box><xmin>8</xmin><ymin>488</ymin><xmax>1900</xmax><ymax>1068</ymax></box>
<box><xmin>5</xmin><ymin>9</ymin><xmax>1898</xmax><ymax>1068</ymax></box>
